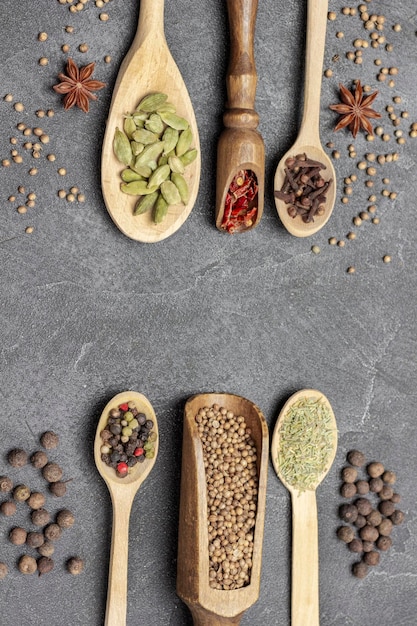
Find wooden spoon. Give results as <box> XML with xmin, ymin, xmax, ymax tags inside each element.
<box><xmin>274</xmin><ymin>0</ymin><xmax>336</xmax><ymax>237</ymax></box>
<box><xmin>271</xmin><ymin>389</ymin><xmax>337</xmax><ymax>626</ymax></box>
<box><xmin>101</xmin><ymin>0</ymin><xmax>201</xmax><ymax>242</ymax></box>
<box><xmin>216</xmin><ymin>0</ymin><xmax>265</xmax><ymax>234</ymax></box>
<box><xmin>94</xmin><ymin>391</ymin><xmax>159</xmax><ymax>626</ymax></box>
<box><xmin>177</xmin><ymin>392</ymin><xmax>269</xmax><ymax>625</ymax></box>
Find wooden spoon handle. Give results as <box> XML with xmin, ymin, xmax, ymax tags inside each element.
<box><xmin>136</xmin><ymin>0</ymin><xmax>165</xmax><ymax>44</ymax></box>
<box><xmin>299</xmin><ymin>0</ymin><xmax>329</xmax><ymax>141</ymax></box>
<box><xmin>291</xmin><ymin>490</ymin><xmax>319</xmax><ymax>626</ymax></box>
<box><xmin>104</xmin><ymin>492</ymin><xmax>134</xmax><ymax>626</ymax></box>
<box><xmin>224</xmin><ymin>0</ymin><xmax>259</xmax><ymax>129</ymax></box>
<box><xmin>191</xmin><ymin>610</ymin><xmax>242</xmax><ymax>625</ymax></box>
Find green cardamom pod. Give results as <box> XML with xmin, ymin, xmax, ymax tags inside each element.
<box><xmin>136</xmin><ymin>92</ymin><xmax>168</xmax><ymax>113</ymax></box>
<box><xmin>132</xmin><ymin>128</ymin><xmax>159</xmax><ymax>145</ymax></box>
<box><xmin>113</xmin><ymin>127</ymin><xmax>133</xmax><ymax>166</ymax></box>
<box><xmin>162</xmin><ymin>127</ymin><xmax>179</xmax><ymax>155</ymax></box>
<box><xmin>121</xmin><ymin>168</ymin><xmax>144</xmax><ymax>183</ymax></box>
<box><xmin>147</xmin><ymin>164</ymin><xmax>171</xmax><ymax>189</ymax></box>
<box><xmin>156</xmin><ymin>102</ymin><xmax>176</xmax><ymax>114</ymax></box>
<box><xmin>158</xmin><ymin>154</ymin><xmax>169</xmax><ymax>167</ymax></box>
<box><xmin>168</xmin><ymin>155</ymin><xmax>185</xmax><ymax>174</ymax></box>
<box><xmin>180</xmin><ymin>148</ymin><xmax>198</xmax><ymax>166</ymax></box>
<box><xmin>124</xmin><ymin>116</ymin><xmax>137</xmax><ymax>139</ymax></box>
<box><xmin>175</xmin><ymin>127</ymin><xmax>193</xmax><ymax>157</ymax></box>
<box><xmin>121</xmin><ymin>180</ymin><xmax>158</xmax><ymax>195</ymax></box>
<box><xmin>135</xmin><ymin>141</ymin><xmax>165</xmax><ymax>167</ymax></box>
<box><xmin>160</xmin><ymin>180</ymin><xmax>182</xmax><ymax>205</ymax></box>
<box><xmin>159</xmin><ymin>111</ymin><xmax>189</xmax><ymax>131</ymax></box>
<box><xmin>134</xmin><ymin>191</ymin><xmax>160</xmax><ymax>215</ymax></box>
<box><xmin>131</xmin><ymin>141</ymin><xmax>145</xmax><ymax>156</ymax></box>
<box><xmin>131</xmin><ymin>161</ymin><xmax>153</xmax><ymax>178</ymax></box>
<box><xmin>153</xmin><ymin>194</ymin><xmax>169</xmax><ymax>224</ymax></box>
<box><xmin>171</xmin><ymin>172</ymin><xmax>189</xmax><ymax>204</ymax></box>
<box><xmin>145</xmin><ymin>113</ymin><xmax>164</xmax><ymax>135</ymax></box>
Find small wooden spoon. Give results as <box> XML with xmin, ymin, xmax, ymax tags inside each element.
<box><xmin>101</xmin><ymin>0</ymin><xmax>201</xmax><ymax>242</ymax></box>
<box><xmin>271</xmin><ymin>389</ymin><xmax>337</xmax><ymax>626</ymax></box>
<box><xmin>177</xmin><ymin>392</ymin><xmax>269</xmax><ymax>625</ymax></box>
<box><xmin>216</xmin><ymin>0</ymin><xmax>265</xmax><ymax>234</ymax></box>
<box><xmin>274</xmin><ymin>0</ymin><xmax>336</xmax><ymax>237</ymax></box>
<box><xmin>94</xmin><ymin>391</ymin><xmax>159</xmax><ymax>626</ymax></box>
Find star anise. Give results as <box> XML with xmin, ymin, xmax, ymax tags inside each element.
<box><xmin>329</xmin><ymin>80</ymin><xmax>381</xmax><ymax>138</ymax></box>
<box><xmin>53</xmin><ymin>58</ymin><xmax>106</xmax><ymax>113</ymax></box>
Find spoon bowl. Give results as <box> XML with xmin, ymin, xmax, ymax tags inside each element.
<box><xmin>94</xmin><ymin>391</ymin><xmax>159</xmax><ymax>626</ymax></box>
<box><xmin>177</xmin><ymin>392</ymin><xmax>269</xmax><ymax>625</ymax></box>
<box><xmin>101</xmin><ymin>0</ymin><xmax>201</xmax><ymax>242</ymax></box>
<box><xmin>274</xmin><ymin>0</ymin><xmax>335</xmax><ymax>237</ymax></box>
<box><xmin>271</xmin><ymin>389</ymin><xmax>337</xmax><ymax>626</ymax></box>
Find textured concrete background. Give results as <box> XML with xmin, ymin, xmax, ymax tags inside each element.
<box><xmin>0</xmin><ymin>0</ymin><xmax>416</xmax><ymax>624</ymax></box>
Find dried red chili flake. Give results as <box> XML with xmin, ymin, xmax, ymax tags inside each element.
<box><xmin>221</xmin><ymin>169</ymin><xmax>258</xmax><ymax>234</ymax></box>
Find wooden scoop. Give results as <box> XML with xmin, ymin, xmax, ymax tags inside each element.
<box><xmin>94</xmin><ymin>391</ymin><xmax>159</xmax><ymax>626</ymax></box>
<box><xmin>101</xmin><ymin>0</ymin><xmax>201</xmax><ymax>242</ymax></box>
<box><xmin>216</xmin><ymin>0</ymin><xmax>265</xmax><ymax>234</ymax></box>
<box><xmin>177</xmin><ymin>392</ymin><xmax>269</xmax><ymax>625</ymax></box>
<box><xmin>271</xmin><ymin>389</ymin><xmax>337</xmax><ymax>626</ymax></box>
<box><xmin>273</xmin><ymin>0</ymin><xmax>336</xmax><ymax>237</ymax></box>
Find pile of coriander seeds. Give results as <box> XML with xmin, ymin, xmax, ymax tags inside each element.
<box><xmin>0</xmin><ymin>431</ymin><xmax>83</xmax><ymax>578</ymax></box>
<box><xmin>195</xmin><ymin>404</ymin><xmax>259</xmax><ymax>590</ymax></box>
<box><xmin>337</xmin><ymin>449</ymin><xmax>404</xmax><ymax>578</ymax></box>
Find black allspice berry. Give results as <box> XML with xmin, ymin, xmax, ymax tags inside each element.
<box><xmin>31</xmin><ymin>450</ymin><xmax>48</xmax><ymax>469</ymax></box>
<box><xmin>347</xmin><ymin>450</ymin><xmax>365</xmax><ymax>467</ymax></box>
<box><xmin>355</xmin><ymin>480</ymin><xmax>370</xmax><ymax>495</ymax></box>
<box><xmin>390</xmin><ymin>509</ymin><xmax>405</xmax><ymax>525</ymax></box>
<box><xmin>378</xmin><ymin>518</ymin><xmax>393</xmax><ymax>536</ymax></box>
<box><xmin>31</xmin><ymin>508</ymin><xmax>51</xmax><ymax>527</ymax></box>
<box><xmin>56</xmin><ymin>509</ymin><xmax>75</xmax><ymax>529</ymax></box>
<box><xmin>359</xmin><ymin>525</ymin><xmax>379</xmax><ymax>543</ymax></box>
<box><xmin>367</xmin><ymin>461</ymin><xmax>384</xmax><ymax>478</ymax></box>
<box><xmin>355</xmin><ymin>498</ymin><xmax>373</xmax><ymax>516</ymax></box>
<box><xmin>348</xmin><ymin>538</ymin><xmax>363</xmax><ymax>553</ymax></box>
<box><xmin>37</xmin><ymin>556</ymin><xmax>54</xmax><ymax>576</ymax></box>
<box><xmin>339</xmin><ymin>503</ymin><xmax>358</xmax><ymax>523</ymax></box>
<box><xmin>0</xmin><ymin>501</ymin><xmax>17</xmax><ymax>517</ymax></box>
<box><xmin>26</xmin><ymin>531</ymin><xmax>45</xmax><ymax>549</ymax></box>
<box><xmin>376</xmin><ymin>535</ymin><xmax>392</xmax><ymax>551</ymax></box>
<box><xmin>363</xmin><ymin>550</ymin><xmax>380</xmax><ymax>566</ymax></box>
<box><xmin>27</xmin><ymin>492</ymin><xmax>46</xmax><ymax>510</ymax></box>
<box><xmin>18</xmin><ymin>555</ymin><xmax>37</xmax><ymax>575</ymax></box>
<box><xmin>341</xmin><ymin>466</ymin><xmax>357</xmax><ymax>483</ymax></box>
<box><xmin>9</xmin><ymin>526</ymin><xmax>27</xmax><ymax>545</ymax></box>
<box><xmin>391</xmin><ymin>492</ymin><xmax>401</xmax><ymax>504</ymax></box>
<box><xmin>44</xmin><ymin>523</ymin><xmax>62</xmax><ymax>542</ymax></box>
<box><xmin>337</xmin><ymin>526</ymin><xmax>355</xmax><ymax>543</ymax></box>
<box><xmin>379</xmin><ymin>500</ymin><xmax>395</xmax><ymax>517</ymax></box>
<box><xmin>340</xmin><ymin>482</ymin><xmax>357</xmax><ymax>498</ymax></box>
<box><xmin>382</xmin><ymin>470</ymin><xmax>396</xmax><ymax>485</ymax></box>
<box><xmin>40</xmin><ymin>431</ymin><xmax>59</xmax><ymax>450</ymax></box>
<box><xmin>13</xmin><ymin>484</ymin><xmax>31</xmax><ymax>502</ymax></box>
<box><xmin>362</xmin><ymin>541</ymin><xmax>374</xmax><ymax>553</ymax></box>
<box><xmin>366</xmin><ymin>509</ymin><xmax>382</xmax><ymax>527</ymax></box>
<box><xmin>369</xmin><ymin>477</ymin><xmax>384</xmax><ymax>493</ymax></box>
<box><xmin>7</xmin><ymin>448</ymin><xmax>28</xmax><ymax>468</ymax></box>
<box><xmin>379</xmin><ymin>485</ymin><xmax>394</xmax><ymax>501</ymax></box>
<box><xmin>49</xmin><ymin>480</ymin><xmax>70</xmax><ymax>497</ymax></box>
<box><xmin>42</xmin><ymin>462</ymin><xmax>63</xmax><ymax>483</ymax></box>
<box><xmin>0</xmin><ymin>475</ymin><xmax>13</xmax><ymax>492</ymax></box>
<box><xmin>354</xmin><ymin>514</ymin><xmax>367</xmax><ymax>529</ymax></box>
<box><xmin>352</xmin><ymin>561</ymin><xmax>368</xmax><ymax>578</ymax></box>
<box><xmin>66</xmin><ymin>556</ymin><xmax>84</xmax><ymax>575</ymax></box>
<box><xmin>38</xmin><ymin>540</ymin><xmax>55</xmax><ymax>557</ymax></box>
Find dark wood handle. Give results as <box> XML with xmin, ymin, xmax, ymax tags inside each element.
<box><xmin>224</xmin><ymin>0</ymin><xmax>259</xmax><ymax>129</ymax></box>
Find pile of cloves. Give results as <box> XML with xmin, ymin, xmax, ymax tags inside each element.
<box><xmin>275</xmin><ymin>153</ymin><xmax>332</xmax><ymax>223</ymax></box>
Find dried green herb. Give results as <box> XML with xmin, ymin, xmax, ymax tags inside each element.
<box><xmin>276</xmin><ymin>396</ymin><xmax>335</xmax><ymax>493</ymax></box>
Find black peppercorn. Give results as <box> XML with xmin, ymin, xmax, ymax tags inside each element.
<box><xmin>31</xmin><ymin>450</ymin><xmax>48</xmax><ymax>469</ymax></box>
<box><xmin>0</xmin><ymin>501</ymin><xmax>16</xmax><ymax>517</ymax></box>
<box><xmin>40</xmin><ymin>431</ymin><xmax>59</xmax><ymax>450</ymax></box>
<box><xmin>339</xmin><ymin>503</ymin><xmax>358</xmax><ymax>523</ymax></box>
<box><xmin>56</xmin><ymin>509</ymin><xmax>75</xmax><ymax>529</ymax></box>
<box><xmin>352</xmin><ymin>561</ymin><xmax>368</xmax><ymax>578</ymax></box>
<box><xmin>337</xmin><ymin>526</ymin><xmax>355</xmax><ymax>543</ymax></box>
<box><xmin>390</xmin><ymin>509</ymin><xmax>405</xmax><ymax>525</ymax></box>
<box><xmin>37</xmin><ymin>556</ymin><xmax>54</xmax><ymax>576</ymax></box>
<box><xmin>7</xmin><ymin>448</ymin><xmax>28</xmax><ymax>468</ymax></box>
<box><xmin>13</xmin><ymin>484</ymin><xmax>31</xmax><ymax>502</ymax></box>
<box><xmin>347</xmin><ymin>450</ymin><xmax>365</xmax><ymax>467</ymax></box>
<box><xmin>31</xmin><ymin>508</ymin><xmax>51</xmax><ymax>527</ymax></box>
<box><xmin>0</xmin><ymin>475</ymin><xmax>13</xmax><ymax>492</ymax></box>
<box><xmin>9</xmin><ymin>526</ymin><xmax>27</xmax><ymax>545</ymax></box>
<box><xmin>26</xmin><ymin>531</ymin><xmax>45</xmax><ymax>548</ymax></box>
<box><xmin>66</xmin><ymin>556</ymin><xmax>84</xmax><ymax>575</ymax></box>
<box><xmin>18</xmin><ymin>555</ymin><xmax>37</xmax><ymax>575</ymax></box>
<box><xmin>42</xmin><ymin>462</ymin><xmax>63</xmax><ymax>483</ymax></box>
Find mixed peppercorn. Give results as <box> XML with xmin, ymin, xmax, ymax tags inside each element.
<box><xmin>100</xmin><ymin>401</ymin><xmax>157</xmax><ymax>477</ymax></box>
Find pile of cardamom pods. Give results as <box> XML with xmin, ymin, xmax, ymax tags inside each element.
<box><xmin>113</xmin><ymin>92</ymin><xmax>197</xmax><ymax>224</ymax></box>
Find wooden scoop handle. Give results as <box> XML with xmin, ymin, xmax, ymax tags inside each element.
<box><xmin>224</xmin><ymin>0</ymin><xmax>259</xmax><ymax>130</ymax></box>
<box><xmin>192</xmin><ymin>614</ymin><xmax>242</xmax><ymax>625</ymax></box>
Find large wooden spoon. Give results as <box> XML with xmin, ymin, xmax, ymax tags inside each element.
<box><xmin>271</xmin><ymin>389</ymin><xmax>337</xmax><ymax>626</ymax></box>
<box><xmin>101</xmin><ymin>0</ymin><xmax>201</xmax><ymax>242</ymax></box>
<box><xmin>177</xmin><ymin>392</ymin><xmax>269</xmax><ymax>625</ymax></box>
<box><xmin>94</xmin><ymin>391</ymin><xmax>159</xmax><ymax>626</ymax></box>
<box><xmin>216</xmin><ymin>0</ymin><xmax>265</xmax><ymax>234</ymax></box>
<box><xmin>274</xmin><ymin>0</ymin><xmax>336</xmax><ymax>237</ymax></box>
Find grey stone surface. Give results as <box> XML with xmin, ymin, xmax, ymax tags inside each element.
<box><xmin>0</xmin><ymin>0</ymin><xmax>416</xmax><ymax>624</ymax></box>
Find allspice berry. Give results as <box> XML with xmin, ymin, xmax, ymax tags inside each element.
<box><xmin>40</xmin><ymin>431</ymin><xmax>59</xmax><ymax>449</ymax></box>
<box><xmin>66</xmin><ymin>556</ymin><xmax>84</xmax><ymax>575</ymax></box>
<box><xmin>355</xmin><ymin>480</ymin><xmax>370</xmax><ymax>495</ymax></box>
<box><xmin>18</xmin><ymin>555</ymin><xmax>37</xmax><ymax>575</ymax></box>
<box><xmin>390</xmin><ymin>509</ymin><xmax>405</xmax><ymax>525</ymax></box>
<box><xmin>352</xmin><ymin>561</ymin><xmax>368</xmax><ymax>578</ymax></box>
<box><xmin>379</xmin><ymin>485</ymin><xmax>394</xmax><ymax>501</ymax></box>
<box><xmin>37</xmin><ymin>556</ymin><xmax>54</xmax><ymax>576</ymax></box>
<box><xmin>378</xmin><ymin>518</ymin><xmax>393</xmax><ymax>536</ymax></box>
<box><xmin>27</xmin><ymin>492</ymin><xmax>46</xmax><ymax>510</ymax></box>
<box><xmin>44</xmin><ymin>523</ymin><xmax>62</xmax><ymax>542</ymax></box>
<box><xmin>0</xmin><ymin>562</ymin><xmax>8</xmax><ymax>579</ymax></box>
<box><xmin>341</xmin><ymin>466</ymin><xmax>357</xmax><ymax>483</ymax></box>
<box><xmin>57</xmin><ymin>509</ymin><xmax>75</xmax><ymax>529</ymax></box>
<box><xmin>376</xmin><ymin>535</ymin><xmax>392</xmax><ymax>551</ymax></box>
<box><xmin>347</xmin><ymin>450</ymin><xmax>365</xmax><ymax>467</ymax></box>
<box><xmin>354</xmin><ymin>514</ymin><xmax>367</xmax><ymax>529</ymax></box>
<box><xmin>355</xmin><ymin>497</ymin><xmax>373</xmax><ymax>516</ymax></box>
<box><xmin>7</xmin><ymin>448</ymin><xmax>28</xmax><ymax>468</ymax></box>
<box><xmin>340</xmin><ymin>482</ymin><xmax>357</xmax><ymax>498</ymax></box>
<box><xmin>31</xmin><ymin>450</ymin><xmax>48</xmax><ymax>469</ymax></box>
<box><xmin>382</xmin><ymin>470</ymin><xmax>396</xmax><ymax>485</ymax></box>
<box><xmin>369</xmin><ymin>477</ymin><xmax>383</xmax><ymax>493</ymax></box>
<box><xmin>366</xmin><ymin>509</ymin><xmax>382</xmax><ymax>527</ymax></box>
<box><xmin>367</xmin><ymin>461</ymin><xmax>384</xmax><ymax>478</ymax></box>
<box><xmin>38</xmin><ymin>540</ymin><xmax>55</xmax><ymax>557</ymax></box>
<box><xmin>363</xmin><ymin>550</ymin><xmax>380</xmax><ymax>566</ymax></box>
<box><xmin>26</xmin><ymin>531</ymin><xmax>45</xmax><ymax>548</ymax></box>
<box><xmin>49</xmin><ymin>481</ymin><xmax>68</xmax><ymax>497</ymax></box>
<box><xmin>359</xmin><ymin>525</ymin><xmax>379</xmax><ymax>542</ymax></box>
<box><xmin>0</xmin><ymin>501</ymin><xmax>17</xmax><ymax>516</ymax></box>
<box><xmin>348</xmin><ymin>538</ymin><xmax>363</xmax><ymax>553</ymax></box>
<box><xmin>379</xmin><ymin>500</ymin><xmax>395</xmax><ymax>517</ymax></box>
<box><xmin>42</xmin><ymin>462</ymin><xmax>63</xmax><ymax>483</ymax></box>
<box><xmin>0</xmin><ymin>475</ymin><xmax>13</xmax><ymax>493</ymax></box>
<box><xmin>337</xmin><ymin>526</ymin><xmax>355</xmax><ymax>543</ymax></box>
<box><xmin>31</xmin><ymin>508</ymin><xmax>51</xmax><ymax>527</ymax></box>
<box><xmin>13</xmin><ymin>484</ymin><xmax>31</xmax><ymax>502</ymax></box>
<box><xmin>339</xmin><ymin>503</ymin><xmax>358</xmax><ymax>523</ymax></box>
<box><xmin>9</xmin><ymin>526</ymin><xmax>27</xmax><ymax>545</ymax></box>
<box><xmin>362</xmin><ymin>541</ymin><xmax>374</xmax><ymax>553</ymax></box>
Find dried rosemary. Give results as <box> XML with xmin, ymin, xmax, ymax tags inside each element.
<box><xmin>276</xmin><ymin>396</ymin><xmax>335</xmax><ymax>493</ymax></box>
